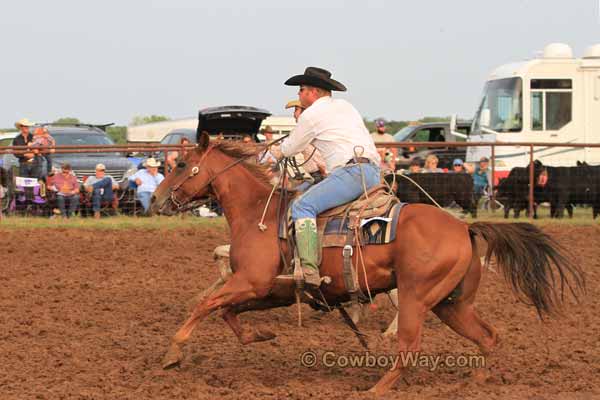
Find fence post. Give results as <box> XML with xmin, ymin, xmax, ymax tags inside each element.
<box><xmin>529</xmin><ymin>144</ymin><xmax>534</xmax><ymax>219</ymax></box>
<box><xmin>163</xmin><ymin>148</ymin><xmax>169</xmax><ymax>177</ymax></box>
<box><xmin>490</xmin><ymin>144</ymin><xmax>496</xmax><ymax>212</ymax></box>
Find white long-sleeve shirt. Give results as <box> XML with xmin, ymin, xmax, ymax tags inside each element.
<box><xmin>280</xmin><ymin>96</ymin><xmax>381</xmax><ymax>171</ymax></box>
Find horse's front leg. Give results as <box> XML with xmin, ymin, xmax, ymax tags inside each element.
<box><xmin>162</xmin><ymin>273</ymin><xmax>270</xmax><ymax>369</ymax></box>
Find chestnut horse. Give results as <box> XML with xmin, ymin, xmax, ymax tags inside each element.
<box><xmin>150</xmin><ymin>133</ymin><xmax>584</xmax><ymax>395</ymax></box>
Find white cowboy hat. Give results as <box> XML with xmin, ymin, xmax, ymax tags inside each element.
<box><xmin>15</xmin><ymin>118</ymin><xmax>35</xmax><ymax>128</ymax></box>
<box><xmin>145</xmin><ymin>158</ymin><xmax>161</xmax><ymax>168</ymax></box>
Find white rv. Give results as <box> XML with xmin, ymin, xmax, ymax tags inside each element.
<box><xmin>467</xmin><ymin>43</ymin><xmax>600</xmax><ymax>180</ymax></box>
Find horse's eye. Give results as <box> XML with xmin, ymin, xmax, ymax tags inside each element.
<box><xmin>177</xmin><ymin>161</ymin><xmax>186</xmax><ymax>169</ymax></box>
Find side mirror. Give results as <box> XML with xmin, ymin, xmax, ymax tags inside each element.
<box><xmin>480</xmin><ymin>109</ymin><xmax>491</xmax><ymax>128</ymax></box>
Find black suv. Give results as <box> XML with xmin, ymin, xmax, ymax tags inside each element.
<box><xmin>393</xmin><ymin>121</ymin><xmax>472</xmax><ymax>170</ymax></box>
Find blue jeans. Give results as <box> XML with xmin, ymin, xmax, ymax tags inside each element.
<box><xmin>291</xmin><ymin>163</ymin><xmax>380</xmax><ymax>220</ymax></box>
<box><xmin>90</xmin><ymin>177</ymin><xmax>114</xmax><ymax>212</ymax></box>
<box><xmin>137</xmin><ymin>191</ymin><xmax>152</xmax><ymax>212</ymax></box>
<box><xmin>56</xmin><ymin>194</ymin><xmax>80</xmax><ymax>217</ymax></box>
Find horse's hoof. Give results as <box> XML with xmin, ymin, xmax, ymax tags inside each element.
<box><xmin>255</xmin><ymin>329</ymin><xmax>276</xmax><ymax>342</ymax></box>
<box><xmin>162</xmin><ymin>343</ymin><xmax>183</xmax><ymax>369</ymax></box>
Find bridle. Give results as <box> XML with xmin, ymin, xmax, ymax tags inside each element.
<box><xmin>168</xmin><ymin>144</ymin><xmax>258</xmax><ymax>211</ymax></box>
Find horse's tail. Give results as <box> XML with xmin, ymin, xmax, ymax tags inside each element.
<box><xmin>468</xmin><ymin>222</ymin><xmax>585</xmax><ymax>318</ymax></box>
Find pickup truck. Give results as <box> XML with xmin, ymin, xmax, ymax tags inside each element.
<box><xmin>393</xmin><ymin>121</ymin><xmax>472</xmax><ymax>170</ymax></box>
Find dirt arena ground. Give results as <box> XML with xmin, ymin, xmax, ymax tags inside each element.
<box><xmin>1</xmin><ymin>224</ymin><xmax>599</xmax><ymax>400</ymax></box>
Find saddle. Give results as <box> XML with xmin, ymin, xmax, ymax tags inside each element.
<box><xmin>279</xmin><ymin>184</ymin><xmax>405</xmax><ymax>249</ymax></box>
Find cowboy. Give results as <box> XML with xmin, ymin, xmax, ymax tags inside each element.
<box><xmin>370</xmin><ymin>119</ymin><xmax>397</xmax><ymax>171</ymax></box>
<box><xmin>271</xmin><ymin>67</ymin><xmax>381</xmax><ymax>287</ymax></box>
<box><xmin>129</xmin><ymin>158</ymin><xmax>164</xmax><ymax>213</ymax></box>
<box><xmin>12</xmin><ymin>118</ymin><xmax>37</xmax><ymax>177</ymax></box>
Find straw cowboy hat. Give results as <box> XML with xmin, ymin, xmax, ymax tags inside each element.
<box><xmin>145</xmin><ymin>158</ymin><xmax>161</xmax><ymax>168</ymax></box>
<box><xmin>284</xmin><ymin>67</ymin><xmax>347</xmax><ymax>92</ymax></box>
<box><xmin>285</xmin><ymin>99</ymin><xmax>304</xmax><ymax>110</ymax></box>
<box><xmin>15</xmin><ymin>118</ymin><xmax>35</xmax><ymax>128</ymax></box>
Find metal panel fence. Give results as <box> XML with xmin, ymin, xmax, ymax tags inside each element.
<box><xmin>1</xmin><ymin>141</ymin><xmax>600</xmax><ymax>219</ymax></box>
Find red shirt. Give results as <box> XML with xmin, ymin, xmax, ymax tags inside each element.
<box><xmin>53</xmin><ymin>173</ymin><xmax>79</xmax><ymax>195</ymax></box>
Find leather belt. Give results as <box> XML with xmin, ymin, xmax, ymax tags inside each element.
<box><xmin>346</xmin><ymin>157</ymin><xmax>371</xmax><ymax>165</ymax></box>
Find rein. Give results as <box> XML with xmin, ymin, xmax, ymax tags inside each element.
<box><xmin>170</xmin><ymin>136</ymin><xmax>290</xmax><ymax>211</ymax></box>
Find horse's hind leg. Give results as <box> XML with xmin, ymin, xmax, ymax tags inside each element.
<box><xmin>432</xmin><ymin>256</ymin><xmax>498</xmax><ymax>381</ymax></box>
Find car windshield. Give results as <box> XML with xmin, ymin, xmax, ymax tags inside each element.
<box><xmin>53</xmin><ymin>133</ymin><xmax>115</xmax><ymax>146</ymax></box>
<box><xmin>52</xmin><ymin>133</ymin><xmax>119</xmax><ymax>157</ymax></box>
<box><xmin>472</xmin><ymin>77</ymin><xmax>523</xmax><ymax>133</ymax></box>
<box><xmin>393</xmin><ymin>126</ymin><xmax>415</xmax><ymax>142</ymax></box>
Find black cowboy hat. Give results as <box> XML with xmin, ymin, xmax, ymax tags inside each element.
<box><xmin>284</xmin><ymin>67</ymin><xmax>347</xmax><ymax>92</ymax></box>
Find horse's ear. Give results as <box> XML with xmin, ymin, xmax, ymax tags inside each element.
<box><xmin>198</xmin><ymin>131</ymin><xmax>210</xmax><ymax>149</ymax></box>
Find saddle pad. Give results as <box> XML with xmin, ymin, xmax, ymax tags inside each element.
<box><xmin>279</xmin><ymin>200</ymin><xmax>405</xmax><ymax>247</ymax></box>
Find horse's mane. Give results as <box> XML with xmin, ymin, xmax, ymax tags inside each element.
<box><xmin>198</xmin><ymin>140</ymin><xmax>273</xmax><ymax>186</ymax></box>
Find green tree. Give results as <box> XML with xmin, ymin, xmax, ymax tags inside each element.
<box><xmin>130</xmin><ymin>115</ymin><xmax>170</xmax><ymax>126</ymax></box>
<box><xmin>53</xmin><ymin>117</ymin><xmax>81</xmax><ymax>125</ymax></box>
<box><xmin>106</xmin><ymin>126</ymin><xmax>127</xmax><ymax>144</ymax></box>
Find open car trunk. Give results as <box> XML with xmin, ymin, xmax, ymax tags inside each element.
<box><xmin>196</xmin><ymin>106</ymin><xmax>271</xmax><ymax>142</ymax></box>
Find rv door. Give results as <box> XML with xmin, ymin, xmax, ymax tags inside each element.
<box><xmin>527</xmin><ymin>78</ymin><xmax>583</xmax><ymax>165</ymax></box>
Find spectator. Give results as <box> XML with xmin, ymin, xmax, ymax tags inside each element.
<box><xmin>29</xmin><ymin>127</ymin><xmax>56</xmax><ymax>179</ymax></box>
<box><xmin>12</xmin><ymin>118</ymin><xmax>36</xmax><ymax>177</ymax></box>
<box><xmin>51</xmin><ymin>163</ymin><xmax>80</xmax><ymax>218</ymax></box>
<box><xmin>451</xmin><ymin>158</ymin><xmax>466</xmax><ymax>173</ymax></box>
<box><xmin>129</xmin><ymin>158</ymin><xmax>164</xmax><ymax>213</ymax></box>
<box><xmin>407</xmin><ymin>157</ymin><xmax>422</xmax><ymax>174</ymax></box>
<box><xmin>473</xmin><ymin>156</ymin><xmax>491</xmax><ymax>201</ymax></box>
<box><xmin>84</xmin><ymin>163</ymin><xmax>120</xmax><ymax>219</ymax></box>
<box><xmin>370</xmin><ymin>119</ymin><xmax>397</xmax><ymax>171</ymax></box>
<box><xmin>422</xmin><ymin>154</ymin><xmax>443</xmax><ymax>173</ymax></box>
<box><xmin>166</xmin><ymin>137</ymin><xmax>191</xmax><ymax>172</ymax></box>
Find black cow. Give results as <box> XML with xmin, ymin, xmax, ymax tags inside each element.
<box><xmin>385</xmin><ymin>172</ymin><xmax>477</xmax><ymax>217</ymax></box>
<box><xmin>576</xmin><ymin>161</ymin><xmax>600</xmax><ymax>219</ymax></box>
<box><xmin>533</xmin><ymin>160</ymin><xmax>598</xmax><ymax>218</ymax></box>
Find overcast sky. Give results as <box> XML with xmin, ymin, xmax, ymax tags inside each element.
<box><xmin>1</xmin><ymin>0</ymin><xmax>598</xmax><ymax>128</ymax></box>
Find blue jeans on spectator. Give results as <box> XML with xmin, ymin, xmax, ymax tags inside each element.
<box><xmin>90</xmin><ymin>177</ymin><xmax>114</xmax><ymax>212</ymax></box>
<box><xmin>56</xmin><ymin>194</ymin><xmax>80</xmax><ymax>217</ymax></box>
<box><xmin>137</xmin><ymin>191</ymin><xmax>152</xmax><ymax>213</ymax></box>
<box><xmin>291</xmin><ymin>163</ymin><xmax>380</xmax><ymax>220</ymax></box>
<box><xmin>19</xmin><ymin>160</ymin><xmax>39</xmax><ymax>178</ymax></box>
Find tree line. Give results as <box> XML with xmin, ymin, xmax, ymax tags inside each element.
<box><xmin>1</xmin><ymin>115</ymin><xmax>451</xmax><ymax>144</ymax></box>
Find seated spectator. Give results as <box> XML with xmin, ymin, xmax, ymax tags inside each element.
<box><xmin>473</xmin><ymin>156</ymin><xmax>491</xmax><ymax>202</ymax></box>
<box><xmin>451</xmin><ymin>158</ymin><xmax>466</xmax><ymax>173</ymax></box>
<box><xmin>50</xmin><ymin>163</ymin><xmax>80</xmax><ymax>218</ymax></box>
<box><xmin>422</xmin><ymin>154</ymin><xmax>443</xmax><ymax>173</ymax></box>
<box><xmin>84</xmin><ymin>163</ymin><xmax>119</xmax><ymax>219</ymax></box>
<box><xmin>166</xmin><ymin>137</ymin><xmax>191</xmax><ymax>172</ymax></box>
<box><xmin>407</xmin><ymin>157</ymin><xmax>422</xmax><ymax>174</ymax></box>
<box><xmin>129</xmin><ymin>158</ymin><xmax>164</xmax><ymax>213</ymax></box>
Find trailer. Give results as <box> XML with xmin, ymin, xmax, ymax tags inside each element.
<box><xmin>126</xmin><ymin>118</ymin><xmax>197</xmax><ymax>143</ymax></box>
<box><xmin>467</xmin><ymin>43</ymin><xmax>600</xmax><ymax>179</ymax></box>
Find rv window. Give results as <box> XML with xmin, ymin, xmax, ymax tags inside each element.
<box><xmin>531</xmin><ymin>92</ymin><xmax>544</xmax><ymax>131</ymax></box>
<box><xmin>546</xmin><ymin>92</ymin><xmax>572</xmax><ymax>130</ymax></box>
<box><xmin>530</xmin><ymin>79</ymin><xmax>572</xmax><ymax>90</ymax></box>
